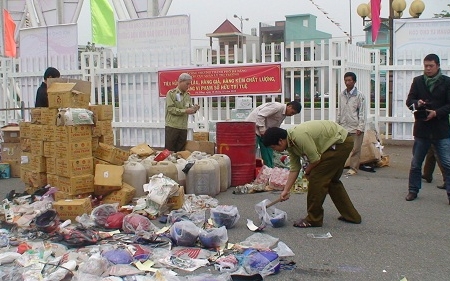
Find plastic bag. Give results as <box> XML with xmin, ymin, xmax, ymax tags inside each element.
<box><xmin>122</xmin><ymin>213</ymin><xmax>158</xmax><ymax>234</ymax></box>
<box><xmin>91</xmin><ymin>204</ymin><xmax>119</xmax><ymax>226</ymax></box>
<box><xmin>78</xmin><ymin>253</ymin><xmax>109</xmax><ymax>276</ymax></box>
<box><xmin>255</xmin><ymin>199</ymin><xmax>287</xmax><ymax>228</ymax></box>
<box><xmin>170</xmin><ymin>221</ymin><xmax>200</xmax><ymax>246</ymax></box>
<box><xmin>241</xmin><ymin>249</ymin><xmax>280</xmax><ymax>277</ymax></box>
<box><xmin>273</xmin><ymin>241</ymin><xmax>295</xmax><ymax>257</ymax></box>
<box><xmin>210</xmin><ymin>205</ymin><xmax>240</xmax><ymax>229</ymax></box>
<box><xmin>238</xmin><ymin>233</ymin><xmax>279</xmax><ymax>250</ymax></box>
<box><xmin>199</xmin><ymin>226</ymin><xmax>228</xmax><ymax>249</ymax></box>
<box><xmin>167</xmin><ymin>209</ymin><xmax>206</xmax><ymax>228</ymax></box>
<box><xmin>268</xmin><ymin>167</ymin><xmax>289</xmax><ymax>190</ymax></box>
<box><xmin>103</xmin><ymin>249</ymin><xmax>134</xmax><ymax>264</ymax></box>
<box><xmin>105</xmin><ymin>212</ymin><xmax>126</xmax><ymax>229</ymax></box>
<box><xmin>253</xmin><ymin>165</ymin><xmax>272</xmax><ymax>185</ymax></box>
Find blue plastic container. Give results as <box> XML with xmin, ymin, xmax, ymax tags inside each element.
<box><xmin>0</xmin><ymin>163</ymin><xmax>10</xmax><ymax>179</ymax></box>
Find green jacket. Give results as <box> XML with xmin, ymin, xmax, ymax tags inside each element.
<box><xmin>165</xmin><ymin>87</ymin><xmax>193</xmax><ymax>129</ymax></box>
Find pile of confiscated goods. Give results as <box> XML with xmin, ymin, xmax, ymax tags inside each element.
<box><xmin>0</xmin><ymin>185</ymin><xmax>295</xmax><ymax>281</ymax></box>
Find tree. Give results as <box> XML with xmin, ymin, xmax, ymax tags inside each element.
<box><xmin>434</xmin><ymin>4</ymin><xmax>450</xmax><ymax>18</ymax></box>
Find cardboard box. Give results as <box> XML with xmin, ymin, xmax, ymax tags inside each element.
<box><xmin>99</xmin><ymin>133</ymin><xmax>114</xmax><ymax>146</ymax></box>
<box><xmin>58</xmin><ymin>175</ymin><xmax>94</xmax><ymax>195</ymax></box>
<box><xmin>102</xmin><ymin>183</ymin><xmax>136</xmax><ymax>206</ymax></box>
<box><xmin>30</xmin><ymin>108</ymin><xmax>42</xmax><ymax>124</ymax></box>
<box><xmin>1</xmin><ymin>143</ymin><xmax>21</xmax><ymax>160</ymax></box>
<box><xmin>42</xmin><ymin>125</ymin><xmax>56</xmax><ymax>141</ymax></box>
<box><xmin>47</xmin><ymin>78</ymin><xmax>91</xmax><ymax>109</ymax></box>
<box><xmin>55</xmin><ymin>125</ymin><xmax>92</xmax><ymax>142</ymax></box>
<box><xmin>93</xmin><ymin>143</ymin><xmax>128</xmax><ymax>165</ymax></box>
<box><xmin>91</xmin><ymin>126</ymin><xmax>102</xmax><ymax>137</ymax></box>
<box><xmin>53</xmin><ymin>198</ymin><xmax>92</xmax><ymax>221</ymax></box>
<box><xmin>193</xmin><ymin>132</ymin><xmax>209</xmax><ymax>141</ymax></box>
<box><xmin>20</xmin><ymin>138</ymin><xmax>31</xmax><ymax>152</ymax></box>
<box><xmin>95</xmin><ymin>120</ymin><xmax>113</xmax><ymax>135</ymax></box>
<box><xmin>29</xmin><ymin>124</ymin><xmax>43</xmax><ymax>140</ymax></box>
<box><xmin>235</xmin><ymin>97</ymin><xmax>253</xmax><ymax>110</ymax></box>
<box><xmin>25</xmin><ymin>184</ymin><xmax>41</xmax><ymax>195</ymax></box>
<box><xmin>55</xmin><ymin>140</ymin><xmax>92</xmax><ymax>160</ymax></box>
<box><xmin>56</xmin><ymin>157</ymin><xmax>93</xmax><ymax>178</ymax></box>
<box><xmin>94</xmin><ymin>184</ymin><xmax>122</xmax><ymax>196</ymax></box>
<box><xmin>184</xmin><ymin>140</ymin><xmax>215</xmax><ymax>155</ymax></box>
<box><xmin>94</xmin><ymin>164</ymin><xmax>123</xmax><ymax>186</ymax></box>
<box><xmin>54</xmin><ymin>191</ymin><xmax>92</xmax><ymax>201</ymax></box>
<box><xmin>46</xmin><ymin>157</ymin><xmax>57</xmax><ymax>175</ymax></box>
<box><xmin>19</xmin><ymin>122</ymin><xmax>31</xmax><ymax>138</ymax></box>
<box><xmin>1</xmin><ymin>125</ymin><xmax>20</xmax><ymax>142</ymax></box>
<box><xmin>111</xmin><ymin>147</ymin><xmax>129</xmax><ymax>165</ymax></box>
<box><xmin>92</xmin><ymin>137</ymin><xmax>99</xmax><ymax>151</ymax></box>
<box><xmin>47</xmin><ymin>173</ymin><xmax>58</xmax><ymax>187</ymax></box>
<box><xmin>93</xmin><ymin>142</ymin><xmax>114</xmax><ymax>162</ymax></box>
<box><xmin>89</xmin><ymin>105</ymin><xmax>114</xmax><ymax>120</ymax></box>
<box><xmin>30</xmin><ymin>140</ymin><xmax>44</xmax><ymax>155</ymax></box>
<box><xmin>130</xmin><ymin>143</ymin><xmax>154</xmax><ymax>157</ymax></box>
<box><xmin>23</xmin><ymin>171</ymin><xmax>47</xmax><ymax>188</ymax></box>
<box><xmin>3</xmin><ymin>159</ymin><xmax>20</xmax><ymax>178</ymax></box>
<box><xmin>166</xmin><ymin>186</ymin><xmax>185</xmax><ymax>210</ymax></box>
<box><xmin>44</xmin><ymin>142</ymin><xmax>55</xmax><ymax>157</ymax></box>
<box><xmin>93</xmin><ymin>157</ymin><xmax>110</xmax><ymax>171</ymax></box>
<box><xmin>230</xmin><ymin>109</ymin><xmax>251</xmax><ymax>120</ymax></box>
<box><xmin>40</xmin><ymin>108</ymin><xmax>58</xmax><ymax>125</ymax></box>
<box><xmin>30</xmin><ymin>155</ymin><xmax>46</xmax><ymax>172</ymax></box>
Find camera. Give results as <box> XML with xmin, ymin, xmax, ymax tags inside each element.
<box><xmin>413</xmin><ymin>106</ymin><xmax>429</xmax><ymax>120</ymax></box>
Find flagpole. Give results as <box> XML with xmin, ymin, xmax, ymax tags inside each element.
<box><xmin>0</xmin><ymin>0</ymin><xmax>5</xmax><ymax>57</ymax></box>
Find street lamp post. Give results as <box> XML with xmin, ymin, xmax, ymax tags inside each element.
<box><xmin>233</xmin><ymin>14</ymin><xmax>249</xmax><ymax>54</ymax></box>
<box><xmin>356</xmin><ymin>0</ymin><xmax>425</xmax><ymax>127</ymax></box>
<box><xmin>356</xmin><ymin>0</ymin><xmax>425</xmax><ymax>65</ymax></box>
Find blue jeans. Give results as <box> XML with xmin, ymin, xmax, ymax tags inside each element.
<box><xmin>409</xmin><ymin>137</ymin><xmax>450</xmax><ymax>198</ymax></box>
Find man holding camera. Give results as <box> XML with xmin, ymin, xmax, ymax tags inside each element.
<box><xmin>405</xmin><ymin>54</ymin><xmax>450</xmax><ymax>204</ymax></box>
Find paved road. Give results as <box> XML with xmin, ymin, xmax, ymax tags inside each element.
<box><xmin>1</xmin><ymin>142</ymin><xmax>449</xmax><ymax>280</ymax></box>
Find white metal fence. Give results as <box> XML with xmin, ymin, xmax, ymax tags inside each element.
<box><xmin>1</xmin><ymin>39</ymin><xmax>449</xmax><ymax>146</ymax></box>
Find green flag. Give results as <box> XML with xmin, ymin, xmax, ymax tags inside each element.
<box><xmin>91</xmin><ymin>0</ymin><xmax>116</xmax><ymax>46</ymax></box>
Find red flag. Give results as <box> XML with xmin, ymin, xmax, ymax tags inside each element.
<box><xmin>371</xmin><ymin>0</ymin><xmax>381</xmax><ymax>43</ymax></box>
<box><xmin>3</xmin><ymin>9</ymin><xmax>17</xmax><ymax>57</ymax></box>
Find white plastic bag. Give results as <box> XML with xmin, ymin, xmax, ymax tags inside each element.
<box><xmin>254</xmin><ymin>199</ymin><xmax>287</xmax><ymax>228</ymax></box>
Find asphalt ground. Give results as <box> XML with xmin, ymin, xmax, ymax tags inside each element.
<box><xmin>1</xmin><ymin>141</ymin><xmax>450</xmax><ymax>280</ymax></box>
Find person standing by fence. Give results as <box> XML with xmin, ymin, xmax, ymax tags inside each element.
<box><xmin>34</xmin><ymin>67</ymin><xmax>60</xmax><ymax>107</ymax></box>
<box><xmin>405</xmin><ymin>54</ymin><xmax>450</xmax><ymax>203</ymax></box>
<box><xmin>164</xmin><ymin>73</ymin><xmax>200</xmax><ymax>152</ymax></box>
<box><xmin>336</xmin><ymin>72</ymin><xmax>366</xmax><ymax>176</ymax></box>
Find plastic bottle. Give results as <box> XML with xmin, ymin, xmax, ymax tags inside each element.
<box><xmin>123</xmin><ymin>160</ymin><xmax>147</xmax><ymax>197</ymax></box>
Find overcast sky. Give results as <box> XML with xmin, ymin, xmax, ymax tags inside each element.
<box><xmin>79</xmin><ymin>0</ymin><xmax>448</xmax><ymax>46</ymax></box>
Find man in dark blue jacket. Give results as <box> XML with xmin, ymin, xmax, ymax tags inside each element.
<box><xmin>405</xmin><ymin>54</ymin><xmax>450</xmax><ymax>204</ymax></box>
<box><xmin>35</xmin><ymin>67</ymin><xmax>60</xmax><ymax>107</ymax></box>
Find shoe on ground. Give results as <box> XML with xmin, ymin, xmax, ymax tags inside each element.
<box><xmin>345</xmin><ymin>169</ymin><xmax>357</xmax><ymax>176</ymax></box>
<box><xmin>437</xmin><ymin>184</ymin><xmax>445</xmax><ymax>189</ymax></box>
<box><xmin>405</xmin><ymin>192</ymin><xmax>418</xmax><ymax>201</ymax></box>
<box><xmin>421</xmin><ymin>175</ymin><xmax>432</xmax><ymax>183</ymax></box>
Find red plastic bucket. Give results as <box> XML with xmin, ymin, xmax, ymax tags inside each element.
<box><xmin>216</xmin><ymin>122</ymin><xmax>256</xmax><ymax>186</ymax></box>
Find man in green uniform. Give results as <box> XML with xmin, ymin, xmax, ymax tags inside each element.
<box><xmin>262</xmin><ymin>120</ymin><xmax>362</xmax><ymax>227</ymax></box>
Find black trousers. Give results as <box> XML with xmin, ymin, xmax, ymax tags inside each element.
<box><xmin>165</xmin><ymin>126</ymin><xmax>187</xmax><ymax>152</ymax></box>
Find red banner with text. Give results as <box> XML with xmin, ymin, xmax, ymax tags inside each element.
<box><xmin>158</xmin><ymin>64</ymin><xmax>281</xmax><ymax>97</ymax></box>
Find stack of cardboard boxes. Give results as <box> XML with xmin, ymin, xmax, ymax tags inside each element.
<box><xmin>0</xmin><ymin>125</ymin><xmax>21</xmax><ymax>178</ymax></box>
<box><xmin>18</xmin><ymin>78</ymin><xmax>134</xmax><ymax>220</ymax></box>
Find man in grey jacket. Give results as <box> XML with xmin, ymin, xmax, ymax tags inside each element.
<box><xmin>336</xmin><ymin>72</ymin><xmax>366</xmax><ymax>176</ymax></box>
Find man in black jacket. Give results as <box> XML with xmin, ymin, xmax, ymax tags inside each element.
<box><xmin>35</xmin><ymin>67</ymin><xmax>60</xmax><ymax>107</ymax></box>
<box><xmin>405</xmin><ymin>54</ymin><xmax>450</xmax><ymax>204</ymax></box>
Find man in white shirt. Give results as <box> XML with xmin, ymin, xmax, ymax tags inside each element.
<box><xmin>336</xmin><ymin>72</ymin><xmax>366</xmax><ymax>176</ymax></box>
<box><xmin>246</xmin><ymin>101</ymin><xmax>301</xmax><ymax>167</ymax></box>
